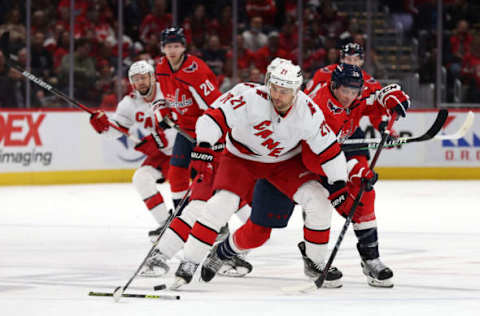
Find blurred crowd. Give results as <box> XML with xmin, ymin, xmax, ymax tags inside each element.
<box><xmin>0</xmin><ymin>0</ymin><xmax>479</xmax><ymax>108</ymax></box>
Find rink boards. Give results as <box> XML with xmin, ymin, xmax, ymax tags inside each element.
<box><xmin>0</xmin><ymin>108</ymin><xmax>478</xmax><ymax>185</ymax></box>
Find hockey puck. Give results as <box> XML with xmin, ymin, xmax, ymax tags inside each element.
<box><xmin>153</xmin><ymin>284</ymin><xmax>167</xmax><ymax>291</ymax></box>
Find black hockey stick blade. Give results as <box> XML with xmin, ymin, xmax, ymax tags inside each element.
<box><xmin>0</xmin><ymin>32</ymin><xmax>10</xmax><ymax>59</ymax></box>
<box><xmin>342</xmin><ymin>109</ymin><xmax>449</xmax><ymax>152</ymax></box>
<box><xmin>88</xmin><ymin>291</ymin><xmax>180</xmax><ymax>300</ymax></box>
<box><xmin>405</xmin><ymin>109</ymin><xmax>448</xmax><ymax>143</ymax></box>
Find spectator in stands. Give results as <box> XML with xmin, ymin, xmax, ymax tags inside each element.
<box><xmin>291</xmin><ymin>35</ymin><xmax>326</xmax><ymax>79</ymax></box>
<box><xmin>140</xmin><ymin>0</ymin><xmax>172</xmax><ymax>43</ymax></box>
<box><xmin>31</xmin><ymin>31</ymin><xmax>53</xmax><ymax>80</ymax></box>
<box><xmin>216</xmin><ymin>5</ymin><xmax>234</xmax><ymax>47</ymax></box>
<box><xmin>31</xmin><ymin>10</ymin><xmax>50</xmax><ymax>35</ymax></box>
<box><xmin>242</xmin><ymin>16</ymin><xmax>268</xmax><ymax>52</ymax></box>
<box><xmin>316</xmin><ymin>0</ymin><xmax>347</xmax><ymax>39</ymax></box>
<box><xmin>323</xmin><ymin>47</ymin><xmax>339</xmax><ymax>67</ymax></box>
<box><xmin>254</xmin><ymin>31</ymin><xmax>291</xmax><ymax>73</ymax></box>
<box><xmin>449</xmin><ymin>19</ymin><xmax>473</xmax><ymax>79</ymax></box>
<box><xmin>245</xmin><ymin>0</ymin><xmax>277</xmax><ymax>27</ymax></box>
<box><xmin>93</xmin><ymin>59</ymin><xmax>115</xmax><ymax>105</ymax></box>
<box><xmin>183</xmin><ymin>4</ymin><xmax>212</xmax><ymax>51</ymax></box>
<box><xmin>201</xmin><ymin>34</ymin><xmax>226</xmax><ymax>76</ymax></box>
<box><xmin>53</xmin><ymin>30</ymin><xmax>69</xmax><ymax>71</ymax></box>
<box><xmin>58</xmin><ymin>38</ymin><xmax>96</xmax><ymax>103</ymax></box>
<box><xmin>226</xmin><ymin>35</ymin><xmax>255</xmax><ymax>71</ymax></box>
<box><xmin>278</xmin><ymin>16</ymin><xmax>298</xmax><ymax>53</ymax></box>
<box><xmin>0</xmin><ymin>8</ymin><xmax>26</xmax><ymax>53</ymax></box>
<box><xmin>248</xmin><ymin>67</ymin><xmax>264</xmax><ymax>84</ymax></box>
<box><xmin>0</xmin><ymin>51</ymin><xmax>13</xmax><ymax>107</ymax></box>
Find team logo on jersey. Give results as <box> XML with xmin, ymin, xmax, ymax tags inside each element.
<box><xmin>327</xmin><ymin>99</ymin><xmax>344</xmax><ymax>114</ymax></box>
<box><xmin>183</xmin><ymin>61</ymin><xmax>198</xmax><ymax>73</ymax></box>
<box><xmin>166</xmin><ymin>88</ymin><xmax>193</xmax><ymax>113</ymax></box>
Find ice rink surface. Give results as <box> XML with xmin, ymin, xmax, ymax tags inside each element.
<box><xmin>1</xmin><ymin>180</ymin><xmax>479</xmax><ymax>316</ymax></box>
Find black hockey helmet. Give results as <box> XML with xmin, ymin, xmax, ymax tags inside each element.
<box><xmin>340</xmin><ymin>42</ymin><xmax>364</xmax><ymax>59</ymax></box>
<box><xmin>331</xmin><ymin>63</ymin><xmax>364</xmax><ymax>90</ymax></box>
<box><xmin>160</xmin><ymin>26</ymin><xmax>186</xmax><ymax>47</ymax></box>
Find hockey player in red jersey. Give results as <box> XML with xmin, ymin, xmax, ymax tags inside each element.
<box><xmin>89</xmin><ymin>60</ymin><xmax>176</xmax><ymax>237</ymax></box>
<box><xmin>155</xmin><ymin>26</ymin><xmax>222</xmax><ymax>212</ymax></box>
<box><xmin>170</xmin><ymin>60</ymin><xmax>351</xmax><ymax>290</ymax></box>
<box><xmin>311</xmin><ymin>63</ymin><xmax>411</xmax><ymax>287</ymax></box>
<box><xmin>304</xmin><ymin>43</ymin><xmax>395</xmax><ymax>131</ymax></box>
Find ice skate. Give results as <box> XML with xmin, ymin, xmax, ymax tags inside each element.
<box><xmin>298</xmin><ymin>241</ymin><xmax>343</xmax><ymax>288</ymax></box>
<box><xmin>200</xmin><ymin>244</ymin><xmax>224</xmax><ymax>282</ymax></box>
<box><xmin>169</xmin><ymin>260</ymin><xmax>199</xmax><ymax>290</ymax></box>
<box><xmin>139</xmin><ymin>249</ymin><xmax>170</xmax><ymax>277</ymax></box>
<box><xmin>202</xmin><ymin>244</ymin><xmax>253</xmax><ymax>282</ymax></box>
<box><xmin>217</xmin><ymin>255</ymin><xmax>253</xmax><ymax>278</ymax></box>
<box><xmin>361</xmin><ymin>258</ymin><xmax>394</xmax><ymax>288</ymax></box>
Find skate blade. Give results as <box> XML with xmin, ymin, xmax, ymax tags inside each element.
<box><xmin>366</xmin><ymin>276</ymin><xmax>394</xmax><ymax>288</ymax></box>
<box><xmin>169</xmin><ymin>277</ymin><xmax>187</xmax><ymax>290</ymax></box>
<box><xmin>217</xmin><ymin>266</ymin><xmax>250</xmax><ymax>278</ymax></box>
<box><xmin>281</xmin><ymin>278</ymin><xmax>342</xmax><ymax>294</ymax></box>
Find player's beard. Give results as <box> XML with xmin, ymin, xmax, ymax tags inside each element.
<box><xmin>271</xmin><ymin>98</ymin><xmax>292</xmax><ymax>114</ymax></box>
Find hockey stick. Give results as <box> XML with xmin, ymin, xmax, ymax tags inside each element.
<box><xmin>0</xmin><ymin>32</ymin><xmax>140</xmax><ymax>143</ymax></box>
<box><xmin>341</xmin><ymin>109</ymin><xmax>449</xmax><ymax>152</ymax></box>
<box><xmin>161</xmin><ymin>116</ymin><xmax>196</xmax><ymax>143</ymax></box>
<box><xmin>433</xmin><ymin>110</ymin><xmax>474</xmax><ymax>140</ymax></box>
<box><xmin>283</xmin><ymin>132</ymin><xmax>390</xmax><ymax>294</ymax></box>
<box><xmin>88</xmin><ymin>291</ymin><xmax>180</xmax><ymax>300</ymax></box>
<box><xmin>105</xmin><ymin>181</ymin><xmax>193</xmax><ymax>302</ymax></box>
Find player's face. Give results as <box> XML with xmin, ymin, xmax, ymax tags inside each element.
<box><xmin>269</xmin><ymin>83</ymin><xmax>296</xmax><ymax>114</ymax></box>
<box><xmin>131</xmin><ymin>73</ymin><xmax>152</xmax><ymax>95</ymax></box>
<box><xmin>341</xmin><ymin>55</ymin><xmax>364</xmax><ymax>67</ymax></box>
<box><xmin>334</xmin><ymin>85</ymin><xmax>360</xmax><ymax>107</ymax></box>
<box><xmin>163</xmin><ymin>43</ymin><xmax>186</xmax><ymax>64</ymax></box>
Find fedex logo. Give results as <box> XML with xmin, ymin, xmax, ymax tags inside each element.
<box><xmin>253</xmin><ymin>120</ymin><xmax>284</xmax><ymax>157</ymax></box>
<box><xmin>0</xmin><ymin>113</ymin><xmax>45</xmax><ymax>147</ymax></box>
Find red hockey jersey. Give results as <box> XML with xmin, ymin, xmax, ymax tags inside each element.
<box><xmin>304</xmin><ymin>64</ymin><xmax>382</xmax><ymax>97</ymax></box>
<box><xmin>312</xmin><ymin>82</ymin><xmax>387</xmax><ymax>143</ymax></box>
<box><xmin>155</xmin><ymin>54</ymin><xmax>222</xmax><ymax>137</ymax></box>
<box><xmin>305</xmin><ymin>64</ymin><xmax>388</xmax><ymax>130</ymax></box>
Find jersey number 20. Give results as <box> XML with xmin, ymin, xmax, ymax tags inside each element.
<box><xmin>200</xmin><ymin>80</ymin><xmax>215</xmax><ymax>96</ymax></box>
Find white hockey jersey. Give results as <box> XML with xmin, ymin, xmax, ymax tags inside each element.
<box><xmin>196</xmin><ymin>84</ymin><xmax>339</xmax><ymax>164</ymax></box>
<box><xmin>106</xmin><ymin>82</ymin><xmax>177</xmax><ymax>156</ymax></box>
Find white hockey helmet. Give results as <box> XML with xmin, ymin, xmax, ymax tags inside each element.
<box><xmin>264</xmin><ymin>57</ymin><xmax>292</xmax><ymax>85</ymax></box>
<box><xmin>128</xmin><ymin>60</ymin><xmax>154</xmax><ymax>85</ymax></box>
<box><xmin>128</xmin><ymin>60</ymin><xmax>155</xmax><ymax>98</ymax></box>
<box><xmin>266</xmin><ymin>61</ymin><xmax>303</xmax><ymax>92</ymax></box>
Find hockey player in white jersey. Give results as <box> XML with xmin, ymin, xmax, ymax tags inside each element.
<box><xmin>170</xmin><ymin>60</ymin><xmax>350</xmax><ymax>289</ymax></box>
<box><xmin>139</xmin><ymin>81</ymin><xmax>260</xmax><ymax>278</ymax></box>
<box><xmin>89</xmin><ymin>60</ymin><xmax>176</xmax><ymax>237</ymax></box>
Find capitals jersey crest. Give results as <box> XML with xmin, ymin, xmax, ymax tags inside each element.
<box><xmin>327</xmin><ymin>99</ymin><xmax>344</xmax><ymax>114</ymax></box>
<box><xmin>183</xmin><ymin>61</ymin><xmax>198</xmax><ymax>73</ymax></box>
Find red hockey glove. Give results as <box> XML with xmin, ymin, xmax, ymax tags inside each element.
<box><xmin>347</xmin><ymin>157</ymin><xmax>378</xmax><ymax>191</ymax></box>
<box><xmin>190</xmin><ymin>142</ymin><xmax>215</xmax><ymax>183</ymax></box>
<box><xmin>134</xmin><ymin>134</ymin><xmax>163</xmax><ymax>156</ymax></box>
<box><xmin>153</xmin><ymin>99</ymin><xmax>172</xmax><ymax>130</ymax></box>
<box><xmin>325</xmin><ymin>180</ymin><xmax>348</xmax><ymax>211</ymax></box>
<box><xmin>89</xmin><ymin>110</ymin><xmax>110</xmax><ymax>134</ymax></box>
<box><xmin>376</xmin><ymin>84</ymin><xmax>410</xmax><ymax>118</ymax></box>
